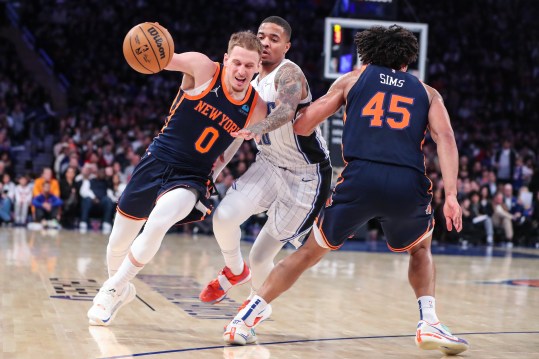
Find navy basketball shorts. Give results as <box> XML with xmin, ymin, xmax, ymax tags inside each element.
<box><xmin>315</xmin><ymin>159</ymin><xmax>434</xmax><ymax>251</ymax></box>
<box><xmin>117</xmin><ymin>153</ymin><xmax>209</xmax><ymax>220</ymax></box>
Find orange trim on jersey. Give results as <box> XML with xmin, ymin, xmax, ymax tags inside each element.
<box><xmin>314</xmin><ymin>217</ymin><xmax>342</xmax><ymax>250</ymax></box>
<box><xmin>243</xmin><ymin>92</ymin><xmax>259</xmax><ymax>129</ymax></box>
<box><xmin>168</xmin><ymin>86</ymin><xmax>183</xmax><ymax>114</ymax></box>
<box><xmin>158</xmin><ymin>94</ymin><xmax>185</xmax><ymax>137</ymax></box>
<box><xmin>183</xmin><ymin>63</ymin><xmax>221</xmax><ymax>100</ymax></box>
<box><xmin>221</xmin><ymin>67</ymin><xmax>253</xmax><ymax>105</ymax></box>
<box><xmin>387</xmin><ymin>218</ymin><xmax>436</xmax><ymax>252</ymax></box>
<box><xmin>116</xmin><ymin>206</ymin><xmax>147</xmax><ymax>221</ymax></box>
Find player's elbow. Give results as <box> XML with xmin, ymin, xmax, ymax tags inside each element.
<box><xmin>293</xmin><ymin>121</ymin><xmax>313</xmax><ymax>136</ymax></box>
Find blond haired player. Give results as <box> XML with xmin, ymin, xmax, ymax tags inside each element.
<box><xmin>88</xmin><ymin>31</ymin><xmax>290</xmax><ymax>326</ymax></box>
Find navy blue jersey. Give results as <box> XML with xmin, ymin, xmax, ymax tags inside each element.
<box><xmin>343</xmin><ymin>65</ymin><xmax>430</xmax><ymax>173</ymax></box>
<box><xmin>148</xmin><ymin>63</ymin><xmax>260</xmax><ymax>175</ymax></box>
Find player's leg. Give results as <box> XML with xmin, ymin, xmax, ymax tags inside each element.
<box><xmin>200</xmin><ymin>158</ymin><xmax>276</xmax><ymax>303</ymax></box>
<box><xmin>407</xmin><ymin>236</ymin><xmax>469</xmax><ymax>355</ymax></box>
<box><xmin>243</xmin><ymin>161</ymin><xmax>332</xmax><ymax>299</ymax></box>
<box><xmin>88</xmin><ymin>187</ymin><xmax>198</xmax><ymax>326</ymax></box>
<box><xmin>199</xmin><ymin>190</ymin><xmax>261</xmax><ymax>303</ymax></box>
<box><xmin>381</xmin><ymin>165</ymin><xmax>468</xmax><ymax>355</ymax></box>
<box><xmin>106</xmin><ymin>213</ymin><xmax>145</xmax><ymax>277</ymax></box>
<box><xmin>248</xmin><ymin>227</ymin><xmax>285</xmax><ymax>296</ymax></box>
<box><xmin>223</xmin><ymin>231</ymin><xmax>330</xmax><ymax>345</ymax></box>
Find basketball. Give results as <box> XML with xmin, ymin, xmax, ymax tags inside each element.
<box><xmin>122</xmin><ymin>22</ymin><xmax>174</xmax><ymax>74</ymax></box>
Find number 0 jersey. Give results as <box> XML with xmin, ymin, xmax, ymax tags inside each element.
<box><xmin>148</xmin><ymin>63</ymin><xmax>259</xmax><ymax>175</ymax></box>
<box><xmin>344</xmin><ymin>64</ymin><xmax>430</xmax><ymax>173</ymax></box>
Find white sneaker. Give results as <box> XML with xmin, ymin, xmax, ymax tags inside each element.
<box><xmin>415</xmin><ymin>320</ymin><xmax>469</xmax><ymax>355</ymax></box>
<box><xmin>87</xmin><ymin>283</ymin><xmax>136</xmax><ymax>326</ymax></box>
<box><xmin>79</xmin><ymin>221</ymin><xmax>88</xmax><ymax>233</ymax></box>
<box><xmin>223</xmin><ymin>303</ymin><xmax>272</xmax><ymax>345</ymax></box>
<box><xmin>102</xmin><ymin>222</ymin><xmax>112</xmax><ymax>235</ymax></box>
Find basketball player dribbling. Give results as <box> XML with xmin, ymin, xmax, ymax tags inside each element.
<box><xmin>225</xmin><ymin>25</ymin><xmax>469</xmax><ymax>356</ymax></box>
<box><xmin>88</xmin><ymin>31</ymin><xmax>289</xmax><ymax>326</ymax></box>
<box><xmin>199</xmin><ymin>16</ymin><xmax>332</xmax><ymax>323</ymax></box>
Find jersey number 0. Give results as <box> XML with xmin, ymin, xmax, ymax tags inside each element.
<box><xmin>195</xmin><ymin>127</ymin><xmax>219</xmax><ymax>153</ymax></box>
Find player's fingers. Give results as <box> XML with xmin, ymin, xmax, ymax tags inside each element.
<box><xmin>445</xmin><ymin>215</ymin><xmax>453</xmax><ymax>231</ymax></box>
<box><xmin>454</xmin><ymin>214</ymin><xmax>462</xmax><ymax>232</ymax></box>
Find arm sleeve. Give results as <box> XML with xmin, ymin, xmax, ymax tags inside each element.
<box><xmin>212</xmin><ymin>138</ymin><xmax>244</xmax><ymax>181</ymax></box>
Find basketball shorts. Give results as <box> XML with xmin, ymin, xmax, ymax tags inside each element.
<box><xmin>229</xmin><ymin>155</ymin><xmax>332</xmax><ymax>247</ymax></box>
<box><xmin>117</xmin><ymin>153</ymin><xmax>212</xmax><ymax>223</ymax></box>
<box><xmin>314</xmin><ymin>159</ymin><xmax>434</xmax><ymax>251</ymax></box>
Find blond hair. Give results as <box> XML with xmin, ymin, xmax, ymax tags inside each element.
<box><xmin>227</xmin><ymin>31</ymin><xmax>263</xmax><ymax>56</ymax></box>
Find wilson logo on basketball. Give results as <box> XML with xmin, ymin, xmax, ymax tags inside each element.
<box><xmin>147</xmin><ymin>26</ymin><xmax>166</xmax><ymax>60</ymax></box>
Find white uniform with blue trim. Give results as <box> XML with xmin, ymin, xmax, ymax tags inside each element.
<box><xmin>227</xmin><ymin>59</ymin><xmax>331</xmax><ymax>246</ymax></box>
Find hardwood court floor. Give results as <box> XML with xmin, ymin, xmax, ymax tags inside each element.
<box><xmin>1</xmin><ymin>227</ymin><xmax>538</xmax><ymax>358</ymax></box>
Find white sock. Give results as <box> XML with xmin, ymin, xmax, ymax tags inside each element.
<box><xmin>239</xmin><ymin>295</ymin><xmax>267</xmax><ymax>326</ymax></box>
<box><xmin>221</xmin><ymin>246</ymin><xmax>244</xmax><ymax>275</ymax></box>
<box><xmin>418</xmin><ymin>296</ymin><xmax>439</xmax><ymax>323</ymax></box>
<box><xmin>103</xmin><ymin>256</ymin><xmax>143</xmax><ymax>294</ymax></box>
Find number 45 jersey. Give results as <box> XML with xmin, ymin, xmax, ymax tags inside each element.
<box><xmin>344</xmin><ymin>64</ymin><xmax>430</xmax><ymax>173</ymax></box>
<box><xmin>148</xmin><ymin>63</ymin><xmax>259</xmax><ymax>176</ymax></box>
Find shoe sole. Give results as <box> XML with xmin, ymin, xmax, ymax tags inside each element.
<box><xmin>88</xmin><ymin>284</ymin><xmax>136</xmax><ymax>326</ymax></box>
<box><xmin>201</xmin><ymin>272</ymin><xmax>252</xmax><ymax>304</ymax></box>
<box><xmin>223</xmin><ymin>328</ymin><xmax>257</xmax><ymax>345</ymax></box>
<box><xmin>416</xmin><ymin>333</ymin><xmax>468</xmax><ymax>355</ymax></box>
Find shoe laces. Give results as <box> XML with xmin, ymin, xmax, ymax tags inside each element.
<box><xmin>95</xmin><ymin>288</ymin><xmax>117</xmax><ymax>309</ymax></box>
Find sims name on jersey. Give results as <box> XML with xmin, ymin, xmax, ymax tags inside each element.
<box><xmin>380</xmin><ymin>74</ymin><xmax>405</xmax><ymax>87</ymax></box>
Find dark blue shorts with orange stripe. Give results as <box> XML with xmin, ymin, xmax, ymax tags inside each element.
<box><xmin>317</xmin><ymin>159</ymin><xmax>434</xmax><ymax>251</ymax></box>
<box><xmin>117</xmin><ymin>152</ymin><xmax>209</xmax><ymax>220</ymax></box>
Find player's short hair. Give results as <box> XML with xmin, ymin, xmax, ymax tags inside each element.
<box><xmin>228</xmin><ymin>31</ymin><xmax>263</xmax><ymax>56</ymax></box>
<box><xmin>354</xmin><ymin>25</ymin><xmax>418</xmax><ymax>70</ymax></box>
<box><xmin>261</xmin><ymin>16</ymin><xmax>292</xmax><ymax>42</ymax></box>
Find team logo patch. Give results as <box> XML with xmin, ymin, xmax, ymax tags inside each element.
<box><xmin>239</xmin><ymin>104</ymin><xmax>250</xmax><ymax>115</ymax></box>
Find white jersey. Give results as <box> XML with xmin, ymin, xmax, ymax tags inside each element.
<box><xmin>251</xmin><ymin>59</ymin><xmax>329</xmax><ymax>167</ymax></box>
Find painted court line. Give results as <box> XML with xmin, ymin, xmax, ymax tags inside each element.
<box><xmin>98</xmin><ymin>330</ymin><xmax>539</xmax><ymax>359</ymax></box>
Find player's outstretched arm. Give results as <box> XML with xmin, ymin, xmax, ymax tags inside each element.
<box><xmin>235</xmin><ymin>62</ymin><xmax>304</xmax><ymax>138</ymax></box>
<box><xmin>426</xmin><ymin>85</ymin><xmax>462</xmax><ymax>232</ymax></box>
<box><xmin>293</xmin><ymin>70</ymin><xmax>357</xmax><ymax>136</ymax></box>
<box><xmin>164</xmin><ymin>52</ymin><xmax>217</xmax><ymax>85</ymax></box>
<box><xmin>231</xmin><ymin>95</ymin><xmax>269</xmax><ymax>142</ymax></box>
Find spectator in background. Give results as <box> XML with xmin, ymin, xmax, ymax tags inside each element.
<box><xmin>0</xmin><ymin>182</ymin><xmax>12</xmax><ymax>225</ymax></box>
<box><xmin>2</xmin><ymin>173</ymin><xmax>16</xmax><ymax>202</ymax></box>
<box><xmin>59</xmin><ymin>166</ymin><xmax>79</xmax><ymax>229</ymax></box>
<box><xmin>493</xmin><ymin>140</ymin><xmax>516</xmax><ymax>185</ymax></box>
<box><xmin>106</xmin><ymin>173</ymin><xmax>126</xmax><ymax>211</ymax></box>
<box><xmin>492</xmin><ymin>192</ymin><xmax>516</xmax><ymax>247</ymax></box>
<box><xmin>469</xmin><ymin>191</ymin><xmax>494</xmax><ymax>245</ymax></box>
<box><xmin>33</xmin><ymin>167</ymin><xmax>60</xmax><ymax>197</ymax></box>
<box><xmin>32</xmin><ymin>181</ymin><xmax>62</xmax><ymax>229</ymax></box>
<box><xmin>14</xmin><ymin>175</ymin><xmax>32</xmax><ymax>226</ymax></box>
<box><xmin>79</xmin><ymin>167</ymin><xmax>114</xmax><ymax>234</ymax></box>
<box><xmin>512</xmin><ymin>156</ymin><xmax>533</xmax><ymax>192</ymax></box>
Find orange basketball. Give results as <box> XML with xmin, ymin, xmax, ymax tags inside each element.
<box><xmin>122</xmin><ymin>22</ymin><xmax>174</xmax><ymax>74</ymax></box>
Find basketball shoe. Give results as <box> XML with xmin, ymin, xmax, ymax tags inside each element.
<box><xmin>199</xmin><ymin>262</ymin><xmax>251</xmax><ymax>303</ymax></box>
<box><xmin>223</xmin><ymin>303</ymin><xmax>272</xmax><ymax>345</ymax></box>
<box><xmin>415</xmin><ymin>320</ymin><xmax>469</xmax><ymax>355</ymax></box>
<box><xmin>87</xmin><ymin>283</ymin><xmax>136</xmax><ymax>326</ymax></box>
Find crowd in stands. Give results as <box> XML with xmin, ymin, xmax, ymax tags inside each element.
<box><xmin>0</xmin><ymin>0</ymin><xmax>537</xmax><ymax>247</ymax></box>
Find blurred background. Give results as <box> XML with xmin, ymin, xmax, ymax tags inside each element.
<box><xmin>0</xmin><ymin>0</ymin><xmax>537</xmax><ymax>248</ymax></box>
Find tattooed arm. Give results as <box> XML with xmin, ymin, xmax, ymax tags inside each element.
<box><xmin>232</xmin><ymin>62</ymin><xmax>305</xmax><ymax>141</ymax></box>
